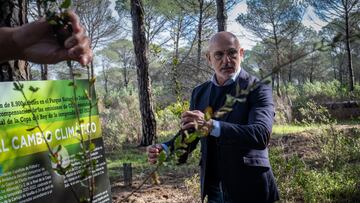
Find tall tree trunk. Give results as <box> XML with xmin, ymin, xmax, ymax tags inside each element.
<box><xmin>0</xmin><ymin>0</ymin><xmax>29</xmax><ymax>82</ymax></box>
<box><xmin>123</xmin><ymin>67</ymin><xmax>129</xmax><ymax>88</ymax></box>
<box><xmin>130</xmin><ymin>0</ymin><xmax>157</xmax><ymax>146</ymax></box>
<box><xmin>310</xmin><ymin>56</ymin><xmax>314</xmax><ymax>83</ymax></box>
<box><xmin>345</xmin><ymin>10</ymin><xmax>354</xmax><ymax>91</ymax></box>
<box><xmin>216</xmin><ymin>0</ymin><xmax>227</xmax><ymax>32</ymax></box>
<box><xmin>41</xmin><ymin>64</ymin><xmax>48</xmax><ymax>80</ymax></box>
<box><xmin>288</xmin><ymin>41</ymin><xmax>294</xmax><ymax>83</ymax></box>
<box><xmin>172</xmin><ymin>16</ymin><xmax>182</xmax><ymax>100</ymax></box>
<box><xmin>339</xmin><ymin>53</ymin><xmax>345</xmax><ymax>86</ymax></box>
<box><xmin>272</xmin><ymin>24</ymin><xmax>281</xmax><ymax>97</ymax></box>
<box><xmin>196</xmin><ymin>0</ymin><xmax>204</xmax><ymax>67</ymax></box>
<box><xmin>101</xmin><ymin>60</ymin><xmax>109</xmax><ymax>102</ymax></box>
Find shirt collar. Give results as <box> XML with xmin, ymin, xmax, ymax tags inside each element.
<box><xmin>211</xmin><ymin>67</ymin><xmax>241</xmax><ymax>86</ymax></box>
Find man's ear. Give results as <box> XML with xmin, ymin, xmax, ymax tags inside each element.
<box><xmin>239</xmin><ymin>48</ymin><xmax>244</xmax><ymax>57</ymax></box>
<box><xmin>206</xmin><ymin>52</ymin><xmax>211</xmax><ymax>64</ymax></box>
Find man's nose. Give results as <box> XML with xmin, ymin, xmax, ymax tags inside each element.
<box><xmin>222</xmin><ymin>54</ymin><xmax>231</xmax><ymax>63</ymax></box>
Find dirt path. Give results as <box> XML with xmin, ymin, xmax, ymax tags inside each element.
<box><xmin>111</xmin><ymin>174</ymin><xmax>200</xmax><ymax>203</ymax></box>
<box><xmin>111</xmin><ymin>125</ymin><xmax>360</xmax><ymax>203</ymax></box>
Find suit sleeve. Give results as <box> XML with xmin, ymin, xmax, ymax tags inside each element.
<box><xmin>218</xmin><ymin>83</ymin><xmax>274</xmax><ymax>150</ymax></box>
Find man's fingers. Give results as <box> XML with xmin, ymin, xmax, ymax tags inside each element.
<box><xmin>148</xmin><ymin>158</ymin><xmax>157</xmax><ymax>164</ymax></box>
<box><xmin>79</xmin><ymin>51</ymin><xmax>92</xmax><ymax>66</ymax></box>
<box><xmin>68</xmin><ymin>39</ymin><xmax>92</xmax><ymax>65</ymax></box>
<box><xmin>182</xmin><ymin>121</ymin><xmax>196</xmax><ymax>130</ymax></box>
<box><xmin>64</xmin><ymin>37</ymin><xmax>79</xmax><ymax>49</ymax></box>
<box><xmin>181</xmin><ymin>113</ymin><xmax>201</xmax><ymax>122</ymax></box>
<box><xmin>66</xmin><ymin>10</ymin><xmax>82</xmax><ymax>33</ymax></box>
<box><xmin>148</xmin><ymin>147</ymin><xmax>159</xmax><ymax>153</ymax></box>
<box><xmin>182</xmin><ymin>111</ymin><xmax>196</xmax><ymax>117</ymax></box>
<box><xmin>68</xmin><ymin>36</ymin><xmax>90</xmax><ymax>56</ymax></box>
<box><xmin>181</xmin><ymin>110</ymin><xmax>204</xmax><ymax>118</ymax></box>
<box><xmin>148</xmin><ymin>153</ymin><xmax>159</xmax><ymax>159</ymax></box>
<box><xmin>147</xmin><ymin>144</ymin><xmax>163</xmax><ymax>165</ymax></box>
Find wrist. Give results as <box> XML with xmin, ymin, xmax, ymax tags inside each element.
<box><xmin>0</xmin><ymin>27</ymin><xmax>21</xmax><ymax>62</ymax></box>
<box><xmin>204</xmin><ymin>119</ymin><xmax>214</xmax><ymax>136</ymax></box>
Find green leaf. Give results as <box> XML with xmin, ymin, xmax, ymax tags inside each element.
<box><xmin>80</xmin><ymin>168</ymin><xmax>90</xmax><ymax>180</ymax></box>
<box><xmin>224</xmin><ymin>94</ymin><xmax>236</xmax><ymax>106</ymax></box>
<box><xmin>173</xmin><ymin>58</ymin><xmax>179</xmax><ymax>66</ymax></box>
<box><xmin>28</xmin><ymin>99</ymin><xmax>37</xmax><ymax>104</ymax></box>
<box><xmin>49</xmin><ymin>154</ymin><xmax>58</xmax><ymax>164</ymax></box>
<box><xmin>47</xmin><ymin>133</ymin><xmax>52</xmax><ymax>140</ymax></box>
<box><xmin>263</xmin><ymin>78</ymin><xmax>272</xmax><ymax>85</ymax></box>
<box><xmin>60</xmin><ymin>0</ymin><xmax>72</xmax><ymax>9</ymax></box>
<box><xmin>54</xmin><ymin>168</ymin><xmax>65</xmax><ymax>175</ymax></box>
<box><xmin>204</xmin><ymin>107</ymin><xmax>213</xmax><ymax>121</ymax></box>
<box><xmin>13</xmin><ymin>82</ymin><xmax>22</xmax><ymax>91</ymax></box>
<box><xmin>91</xmin><ymin>159</ymin><xmax>97</xmax><ymax>168</ymax></box>
<box><xmin>89</xmin><ymin>142</ymin><xmax>95</xmax><ymax>152</ymax></box>
<box><xmin>234</xmin><ymin>98</ymin><xmax>246</xmax><ymax>103</ymax></box>
<box><xmin>64</xmin><ymin>164</ymin><xmax>72</xmax><ymax>173</ymax></box>
<box><xmin>174</xmin><ymin>134</ymin><xmax>182</xmax><ymax>149</ymax></box>
<box><xmin>26</xmin><ymin>126</ymin><xmax>37</xmax><ymax>132</ymax></box>
<box><xmin>84</xmin><ymin>90</ymin><xmax>90</xmax><ymax>100</ymax></box>
<box><xmin>158</xmin><ymin>151</ymin><xmax>167</xmax><ymax>164</ymax></box>
<box><xmin>75</xmin><ymin>153</ymin><xmax>83</xmax><ymax>160</ymax></box>
<box><xmin>184</xmin><ymin>132</ymin><xmax>199</xmax><ymax>144</ymax></box>
<box><xmin>53</xmin><ymin>145</ymin><xmax>63</xmax><ymax>154</ymax></box>
<box><xmin>48</xmin><ymin>19</ymin><xmax>57</xmax><ymax>25</ymax></box>
<box><xmin>68</xmin><ymin>82</ymin><xmax>74</xmax><ymax>86</ymax></box>
<box><xmin>222</xmin><ymin>107</ymin><xmax>233</xmax><ymax>112</ymax></box>
<box><xmin>89</xmin><ymin>77</ymin><xmax>96</xmax><ymax>85</ymax></box>
<box><xmin>175</xmin><ymin>149</ymin><xmax>187</xmax><ymax>157</ymax></box>
<box><xmin>29</xmin><ymin>86</ymin><xmax>39</xmax><ymax>92</ymax></box>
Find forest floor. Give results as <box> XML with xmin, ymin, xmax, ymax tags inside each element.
<box><xmin>109</xmin><ymin>123</ymin><xmax>360</xmax><ymax>203</ymax></box>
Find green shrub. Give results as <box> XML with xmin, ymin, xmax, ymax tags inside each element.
<box><xmin>156</xmin><ymin>101</ymin><xmax>189</xmax><ymax>139</ymax></box>
<box><xmin>270</xmin><ymin>123</ymin><xmax>360</xmax><ymax>202</ymax></box>
<box><xmin>283</xmin><ymin>80</ymin><xmax>360</xmax><ymax>104</ymax></box>
<box><xmin>319</xmin><ymin>126</ymin><xmax>360</xmax><ymax>170</ymax></box>
<box><xmin>100</xmin><ymin>88</ymin><xmax>142</xmax><ymax>151</ymax></box>
<box><xmin>296</xmin><ymin>99</ymin><xmax>332</xmax><ymax>125</ymax></box>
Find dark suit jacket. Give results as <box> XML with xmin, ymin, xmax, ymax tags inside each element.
<box><xmin>165</xmin><ymin>69</ymin><xmax>279</xmax><ymax>202</ymax></box>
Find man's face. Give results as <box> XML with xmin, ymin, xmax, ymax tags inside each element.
<box><xmin>206</xmin><ymin>37</ymin><xmax>244</xmax><ymax>85</ymax></box>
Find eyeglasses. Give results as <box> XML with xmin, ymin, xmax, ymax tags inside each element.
<box><xmin>213</xmin><ymin>48</ymin><xmax>239</xmax><ymax>60</ymax></box>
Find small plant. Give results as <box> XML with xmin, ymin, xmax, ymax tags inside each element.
<box><xmin>297</xmin><ymin>99</ymin><xmax>332</xmax><ymax>125</ymax></box>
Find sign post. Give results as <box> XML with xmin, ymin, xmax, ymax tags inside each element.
<box><xmin>0</xmin><ymin>80</ymin><xmax>111</xmax><ymax>203</ymax></box>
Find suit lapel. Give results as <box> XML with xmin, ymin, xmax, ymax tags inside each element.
<box><xmin>198</xmin><ymin>82</ymin><xmax>212</xmax><ymax>112</ymax></box>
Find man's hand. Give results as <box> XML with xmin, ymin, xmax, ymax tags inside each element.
<box><xmin>181</xmin><ymin>110</ymin><xmax>213</xmax><ymax>135</ymax></box>
<box><xmin>147</xmin><ymin>144</ymin><xmax>163</xmax><ymax>164</ymax></box>
<box><xmin>10</xmin><ymin>10</ymin><xmax>92</xmax><ymax>65</ymax></box>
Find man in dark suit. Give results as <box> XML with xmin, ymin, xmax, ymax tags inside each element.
<box><xmin>148</xmin><ymin>31</ymin><xmax>279</xmax><ymax>203</ymax></box>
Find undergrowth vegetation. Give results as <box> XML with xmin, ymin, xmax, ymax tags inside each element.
<box><xmin>271</xmin><ymin>125</ymin><xmax>360</xmax><ymax>202</ymax></box>
<box><xmin>98</xmin><ymin>81</ymin><xmax>360</xmax><ymax>202</ymax></box>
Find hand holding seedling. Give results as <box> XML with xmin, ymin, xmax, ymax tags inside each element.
<box><xmin>0</xmin><ymin>10</ymin><xmax>92</xmax><ymax>65</ymax></box>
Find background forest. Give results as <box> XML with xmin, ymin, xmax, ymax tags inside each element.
<box><xmin>1</xmin><ymin>0</ymin><xmax>360</xmax><ymax>202</ymax></box>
